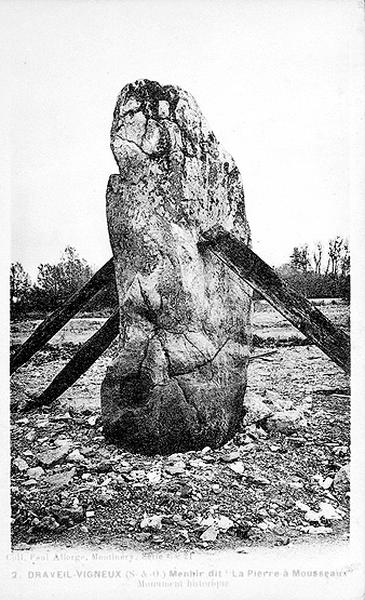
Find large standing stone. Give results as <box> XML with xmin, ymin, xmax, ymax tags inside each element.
<box><xmin>101</xmin><ymin>79</ymin><xmax>252</xmax><ymax>454</ymax></box>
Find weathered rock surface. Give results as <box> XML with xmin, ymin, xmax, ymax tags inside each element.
<box><xmin>101</xmin><ymin>79</ymin><xmax>252</xmax><ymax>454</ymax></box>
<box><xmin>242</xmin><ymin>393</ymin><xmax>274</xmax><ymax>425</ymax></box>
<box><xmin>36</xmin><ymin>444</ymin><xmax>71</xmax><ymax>467</ymax></box>
<box><xmin>265</xmin><ymin>410</ymin><xmax>307</xmax><ymax>436</ymax></box>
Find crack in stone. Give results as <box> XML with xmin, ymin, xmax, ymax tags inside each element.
<box><xmin>161</xmin><ymin>344</ymin><xmax>173</xmax><ymax>378</ymax></box>
<box><xmin>182</xmin><ymin>332</ymin><xmax>207</xmax><ymax>360</ymax></box>
<box><xmin>137</xmin><ymin>279</ymin><xmax>159</xmax><ymax>326</ymax></box>
<box><xmin>173</xmin><ymin>377</ymin><xmax>204</xmax><ymax>434</ymax></box>
<box><xmin>114</xmin><ymin>86</ymin><xmax>205</xmax><ymax>168</ymax></box>
<box><xmin>113</xmin><ymin>135</ymin><xmax>152</xmax><ymax>158</ymax></box>
<box><xmin>103</xmin><ymin>80</ymin><xmax>252</xmax><ymax>453</ymax></box>
<box><xmin>137</xmin><ymin>335</ymin><xmax>152</xmax><ymax>378</ymax></box>
<box><xmin>162</xmin><ymin>335</ymin><xmax>231</xmax><ymax>378</ymax></box>
<box><xmin>178</xmin><ymin>336</ymin><xmax>230</xmax><ymax>376</ymax></box>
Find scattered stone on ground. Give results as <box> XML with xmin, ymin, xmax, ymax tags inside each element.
<box><xmin>13</xmin><ymin>457</ymin><xmax>29</xmax><ymax>472</ymax></box>
<box><xmin>243</xmin><ymin>393</ymin><xmax>274</xmax><ymax>425</ymax></box>
<box><xmin>26</xmin><ymin>467</ymin><xmax>44</xmax><ymax>479</ymax></box>
<box><xmin>265</xmin><ymin>410</ymin><xmax>307</xmax><ymax>435</ymax></box>
<box><xmin>36</xmin><ymin>444</ymin><xmax>71</xmax><ymax>467</ymax></box>
<box><xmin>43</xmin><ymin>468</ymin><xmax>76</xmax><ymax>490</ymax></box>
<box><xmin>10</xmin><ymin>302</ymin><xmax>350</xmax><ymax>551</ymax></box>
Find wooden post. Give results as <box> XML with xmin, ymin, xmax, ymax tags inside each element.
<box><xmin>11</xmin><ymin>258</ymin><xmax>115</xmax><ymax>374</ymax></box>
<box><xmin>201</xmin><ymin>226</ymin><xmax>350</xmax><ymax>374</ymax></box>
<box><xmin>22</xmin><ymin>310</ymin><xmax>120</xmax><ymax>411</ymax></box>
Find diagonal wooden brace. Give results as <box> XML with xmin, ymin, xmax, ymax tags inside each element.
<box><xmin>201</xmin><ymin>226</ymin><xmax>350</xmax><ymax>374</ymax></box>
<box><xmin>14</xmin><ymin>226</ymin><xmax>350</xmax><ymax>412</ymax></box>
<box><xmin>11</xmin><ymin>258</ymin><xmax>115</xmax><ymax>374</ymax></box>
<box><xmin>22</xmin><ymin>309</ymin><xmax>120</xmax><ymax>411</ymax></box>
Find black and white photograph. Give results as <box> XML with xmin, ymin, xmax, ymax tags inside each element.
<box><xmin>1</xmin><ymin>1</ymin><xmax>364</xmax><ymax>598</ymax></box>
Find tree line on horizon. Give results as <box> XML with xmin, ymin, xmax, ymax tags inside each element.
<box><xmin>10</xmin><ymin>236</ymin><xmax>350</xmax><ymax>318</ymax></box>
<box><xmin>10</xmin><ymin>246</ymin><xmax>117</xmax><ymax>318</ymax></box>
<box><xmin>275</xmin><ymin>236</ymin><xmax>350</xmax><ymax>301</ymax></box>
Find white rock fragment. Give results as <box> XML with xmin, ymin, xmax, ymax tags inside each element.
<box><xmin>321</xmin><ymin>477</ymin><xmax>333</xmax><ymax>490</ymax></box>
<box><xmin>201</xmin><ymin>515</ymin><xmax>215</xmax><ymax>528</ymax></box>
<box><xmin>165</xmin><ymin>462</ymin><xmax>186</xmax><ymax>475</ymax></box>
<box><xmin>241</xmin><ymin>443</ymin><xmax>256</xmax><ymax>452</ymax></box>
<box><xmin>54</xmin><ymin>438</ymin><xmax>72</xmax><ymax>447</ymax></box>
<box><xmin>295</xmin><ymin>501</ymin><xmax>311</xmax><ymax>512</ymax></box>
<box><xmin>147</xmin><ymin>469</ymin><xmax>161</xmax><ymax>484</ymax></box>
<box><xmin>189</xmin><ymin>459</ymin><xmax>206</xmax><ymax>468</ymax></box>
<box><xmin>266</xmin><ymin>410</ymin><xmax>307</xmax><ymax>435</ymax></box>
<box><xmin>140</xmin><ymin>514</ymin><xmax>163</xmax><ymax>530</ymax></box>
<box><xmin>318</xmin><ymin>502</ymin><xmax>342</xmax><ymax>521</ymax></box>
<box><xmin>68</xmin><ymin>449</ymin><xmax>87</xmax><ymax>463</ymax></box>
<box><xmin>242</xmin><ymin>394</ymin><xmax>273</xmax><ymax>425</ymax></box>
<box><xmin>168</xmin><ymin>453</ymin><xmax>183</xmax><ymax>461</ymax></box>
<box><xmin>228</xmin><ymin>461</ymin><xmax>245</xmax><ymax>475</ymax></box>
<box><xmin>26</xmin><ymin>467</ymin><xmax>45</xmax><ymax>480</ymax></box>
<box><xmin>200</xmin><ymin>525</ymin><xmax>218</xmax><ymax>541</ymax></box>
<box><xmin>221</xmin><ymin>451</ymin><xmax>240</xmax><ymax>463</ymax></box>
<box><xmin>304</xmin><ymin>510</ymin><xmax>322</xmax><ymax>523</ymax></box>
<box><xmin>25</xmin><ymin>431</ymin><xmax>36</xmax><ymax>442</ymax></box>
<box><xmin>13</xmin><ymin>457</ymin><xmax>29</xmax><ymax>472</ymax></box>
<box><xmin>37</xmin><ymin>444</ymin><xmax>71</xmax><ymax>466</ymax></box>
<box><xmin>54</xmin><ymin>412</ymin><xmax>72</xmax><ymax>421</ymax></box>
<box><xmin>217</xmin><ymin>515</ymin><xmax>234</xmax><ymax>531</ymax></box>
<box><xmin>256</xmin><ymin>427</ymin><xmax>268</xmax><ymax>438</ymax></box>
<box><xmin>44</xmin><ymin>468</ymin><xmax>76</xmax><ymax>490</ymax></box>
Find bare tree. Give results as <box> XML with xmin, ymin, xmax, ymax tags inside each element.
<box><xmin>328</xmin><ymin>237</ymin><xmax>343</xmax><ymax>277</ymax></box>
<box><xmin>10</xmin><ymin>262</ymin><xmax>31</xmax><ymax>313</ymax></box>
<box><xmin>340</xmin><ymin>239</ymin><xmax>350</xmax><ymax>277</ymax></box>
<box><xmin>313</xmin><ymin>242</ymin><xmax>322</xmax><ymax>275</ymax></box>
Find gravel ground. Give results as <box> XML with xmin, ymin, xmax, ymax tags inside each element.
<box><xmin>10</xmin><ymin>304</ymin><xmax>350</xmax><ymax>552</ymax></box>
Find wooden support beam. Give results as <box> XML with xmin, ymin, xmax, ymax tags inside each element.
<box><xmin>14</xmin><ymin>225</ymin><xmax>350</xmax><ymax>412</ymax></box>
<box><xmin>11</xmin><ymin>258</ymin><xmax>115</xmax><ymax>374</ymax></box>
<box><xmin>201</xmin><ymin>226</ymin><xmax>350</xmax><ymax>374</ymax></box>
<box><xmin>22</xmin><ymin>310</ymin><xmax>120</xmax><ymax>411</ymax></box>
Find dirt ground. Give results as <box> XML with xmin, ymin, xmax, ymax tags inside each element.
<box><xmin>10</xmin><ymin>300</ymin><xmax>350</xmax><ymax>552</ymax></box>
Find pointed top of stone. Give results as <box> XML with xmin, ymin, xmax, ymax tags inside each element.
<box><xmin>110</xmin><ymin>78</ymin><xmax>230</xmax><ymax>175</ymax></box>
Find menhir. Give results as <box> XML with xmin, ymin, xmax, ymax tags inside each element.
<box><xmin>101</xmin><ymin>79</ymin><xmax>252</xmax><ymax>454</ymax></box>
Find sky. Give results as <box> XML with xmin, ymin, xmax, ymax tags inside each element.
<box><xmin>6</xmin><ymin>0</ymin><xmax>362</xmax><ymax>280</ymax></box>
